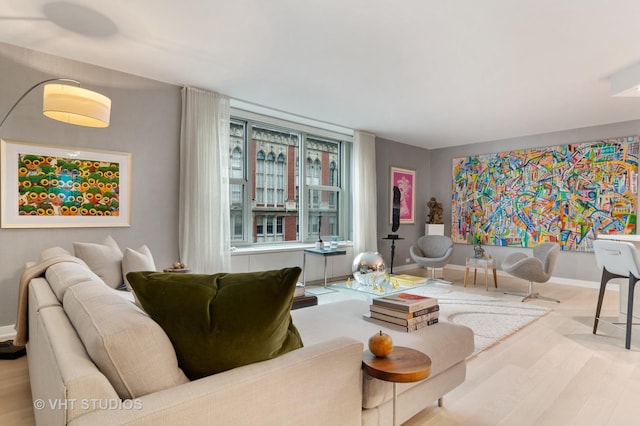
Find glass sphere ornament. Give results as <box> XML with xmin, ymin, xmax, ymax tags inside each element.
<box><xmin>352</xmin><ymin>252</ymin><xmax>387</xmax><ymax>287</ymax></box>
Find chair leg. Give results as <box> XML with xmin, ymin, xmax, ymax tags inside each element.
<box><xmin>626</xmin><ymin>275</ymin><xmax>639</xmax><ymax>350</ymax></box>
<box><xmin>504</xmin><ymin>280</ymin><xmax>559</xmax><ymax>303</ymax></box>
<box><xmin>593</xmin><ymin>268</ymin><xmax>617</xmax><ymax>335</ymax></box>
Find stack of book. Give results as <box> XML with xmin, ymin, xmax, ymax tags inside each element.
<box><xmin>389</xmin><ymin>274</ymin><xmax>427</xmax><ymax>286</ymax></box>
<box><xmin>363</xmin><ymin>292</ymin><xmax>439</xmax><ymax>332</ymax></box>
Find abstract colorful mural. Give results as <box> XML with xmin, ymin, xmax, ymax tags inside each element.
<box><xmin>452</xmin><ymin>136</ymin><xmax>639</xmax><ymax>251</ymax></box>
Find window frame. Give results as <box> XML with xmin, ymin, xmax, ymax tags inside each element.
<box><xmin>230</xmin><ymin>108</ymin><xmax>353</xmax><ymax>247</ymax></box>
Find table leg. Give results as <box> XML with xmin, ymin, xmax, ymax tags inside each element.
<box><xmin>493</xmin><ymin>267</ymin><xmax>498</xmax><ymax>288</ymax></box>
<box><xmin>393</xmin><ymin>382</ymin><xmax>398</xmax><ymax>426</ymax></box>
<box><xmin>464</xmin><ymin>267</ymin><xmax>469</xmax><ymax>287</ymax></box>
<box><xmin>484</xmin><ymin>266</ymin><xmax>489</xmax><ymax>291</ymax></box>
<box><xmin>473</xmin><ymin>268</ymin><xmax>477</xmax><ymax>286</ymax></box>
<box><xmin>303</xmin><ymin>252</ymin><xmax>307</xmax><ymax>286</ymax></box>
<box><xmin>323</xmin><ymin>257</ymin><xmax>328</xmax><ymax>288</ymax></box>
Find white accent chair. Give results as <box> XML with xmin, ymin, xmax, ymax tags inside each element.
<box><xmin>409</xmin><ymin>235</ymin><xmax>454</xmax><ymax>283</ymax></box>
<box><xmin>502</xmin><ymin>242</ymin><xmax>560</xmax><ymax>303</ymax></box>
<box><xmin>592</xmin><ymin>239</ymin><xmax>640</xmax><ymax>349</ymax></box>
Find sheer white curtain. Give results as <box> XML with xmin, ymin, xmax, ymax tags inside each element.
<box><xmin>352</xmin><ymin>130</ymin><xmax>378</xmax><ymax>255</ymax></box>
<box><xmin>179</xmin><ymin>87</ymin><xmax>231</xmax><ymax>273</ymax></box>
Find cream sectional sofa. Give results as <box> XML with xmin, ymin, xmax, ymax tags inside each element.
<box><xmin>26</xmin><ymin>249</ymin><xmax>474</xmax><ymax>425</ymax></box>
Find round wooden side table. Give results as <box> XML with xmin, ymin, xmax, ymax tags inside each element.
<box><xmin>362</xmin><ymin>346</ymin><xmax>432</xmax><ymax>426</ymax></box>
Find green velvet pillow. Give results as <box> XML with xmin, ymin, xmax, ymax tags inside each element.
<box><xmin>127</xmin><ymin>267</ymin><xmax>303</xmax><ymax>380</ymax></box>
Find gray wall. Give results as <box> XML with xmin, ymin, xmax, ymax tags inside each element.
<box><xmin>375</xmin><ymin>137</ymin><xmax>431</xmax><ymax>271</ymax></box>
<box><xmin>429</xmin><ymin>119</ymin><xmax>640</xmax><ymax>282</ymax></box>
<box><xmin>0</xmin><ymin>43</ymin><xmax>182</xmax><ymax>326</ymax></box>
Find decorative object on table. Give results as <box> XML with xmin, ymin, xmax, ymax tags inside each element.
<box><xmin>1</xmin><ymin>139</ymin><xmax>131</xmax><ymax>228</ymax></box>
<box><xmin>502</xmin><ymin>242</ymin><xmax>560</xmax><ymax>303</ymax></box>
<box><xmin>389</xmin><ymin>166</ymin><xmax>416</xmax><ymax>225</ymax></box>
<box><xmin>473</xmin><ymin>234</ymin><xmax>485</xmax><ymax>258</ymax></box>
<box><xmin>451</xmin><ymin>136</ymin><xmax>639</xmax><ymax>252</ymax></box>
<box><xmin>372</xmin><ymin>292</ymin><xmax>438</xmax><ymax>313</ymax></box>
<box><xmin>391</xmin><ymin>186</ymin><xmax>401</xmax><ymax>233</ymax></box>
<box><xmin>163</xmin><ymin>261</ymin><xmax>191</xmax><ymax>273</ymax></box>
<box><xmin>426</xmin><ymin>197</ymin><xmax>444</xmax><ymax>224</ymax></box>
<box><xmin>352</xmin><ymin>252</ymin><xmax>386</xmax><ymax>287</ymax></box>
<box><xmin>391</xmin><ymin>274</ymin><xmax>427</xmax><ymax>287</ymax></box>
<box><xmin>409</xmin><ymin>235</ymin><xmax>454</xmax><ymax>284</ymax></box>
<box><xmin>368</xmin><ymin>330</ymin><xmax>393</xmax><ymax>357</ymax></box>
<box><xmin>363</xmin><ymin>292</ymin><xmax>440</xmax><ymax>332</ymax></box>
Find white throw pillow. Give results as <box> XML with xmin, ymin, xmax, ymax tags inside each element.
<box><xmin>73</xmin><ymin>235</ymin><xmax>124</xmax><ymax>289</ymax></box>
<box><xmin>122</xmin><ymin>245</ymin><xmax>156</xmax><ymax>291</ymax></box>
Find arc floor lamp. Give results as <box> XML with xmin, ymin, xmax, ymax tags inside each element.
<box><xmin>0</xmin><ymin>78</ymin><xmax>111</xmax><ymax>359</ymax></box>
<box><xmin>0</xmin><ymin>78</ymin><xmax>111</xmax><ymax>130</ymax></box>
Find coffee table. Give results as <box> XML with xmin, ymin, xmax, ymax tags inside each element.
<box><xmin>362</xmin><ymin>346</ymin><xmax>431</xmax><ymax>426</ymax></box>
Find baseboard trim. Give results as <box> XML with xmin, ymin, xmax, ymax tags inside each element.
<box><xmin>444</xmin><ymin>264</ymin><xmax>609</xmax><ymax>291</ymax></box>
<box><xmin>0</xmin><ymin>325</ymin><xmax>16</xmax><ymax>341</ymax></box>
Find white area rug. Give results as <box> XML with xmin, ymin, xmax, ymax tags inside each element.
<box><xmin>407</xmin><ymin>285</ymin><xmax>551</xmax><ymax>355</ymax></box>
<box><xmin>312</xmin><ymin>283</ymin><xmax>551</xmax><ymax>355</ymax></box>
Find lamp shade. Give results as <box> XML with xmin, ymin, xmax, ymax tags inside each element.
<box><xmin>42</xmin><ymin>83</ymin><xmax>111</xmax><ymax>127</ymax></box>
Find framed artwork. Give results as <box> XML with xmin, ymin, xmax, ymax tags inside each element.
<box><xmin>451</xmin><ymin>136</ymin><xmax>638</xmax><ymax>251</ymax></box>
<box><xmin>390</xmin><ymin>166</ymin><xmax>416</xmax><ymax>225</ymax></box>
<box><xmin>1</xmin><ymin>139</ymin><xmax>132</xmax><ymax>228</ymax></box>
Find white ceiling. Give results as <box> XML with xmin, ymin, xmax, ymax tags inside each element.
<box><xmin>3</xmin><ymin>1</ymin><xmax>640</xmax><ymax>149</ymax></box>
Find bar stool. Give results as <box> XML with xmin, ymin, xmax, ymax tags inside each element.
<box><xmin>592</xmin><ymin>239</ymin><xmax>640</xmax><ymax>349</ymax></box>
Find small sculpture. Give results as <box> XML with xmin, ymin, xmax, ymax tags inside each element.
<box><xmin>427</xmin><ymin>197</ymin><xmax>444</xmax><ymax>224</ymax></box>
<box><xmin>474</xmin><ymin>242</ymin><xmax>485</xmax><ymax>259</ymax></box>
<box><xmin>473</xmin><ymin>234</ymin><xmax>485</xmax><ymax>258</ymax></box>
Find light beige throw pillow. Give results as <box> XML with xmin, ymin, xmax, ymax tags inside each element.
<box><xmin>73</xmin><ymin>235</ymin><xmax>123</xmax><ymax>288</ymax></box>
<box><xmin>122</xmin><ymin>245</ymin><xmax>156</xmax><ymax>291</ymax></box>
<box><xmin>63</xmin><ymin>282</ymin><xmax>189</xmax><ymax>399</ymax></box>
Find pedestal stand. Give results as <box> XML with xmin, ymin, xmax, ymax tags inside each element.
<box><xmin>382</xmin><ymin>234</ymin><xmax>404</xmax><ymax>274</ymax></box>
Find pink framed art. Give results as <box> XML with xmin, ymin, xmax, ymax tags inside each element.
<box><xmin>390</xmin><ymin>166</ymin><xmax>415</xmax><ymax>225</ymax></box>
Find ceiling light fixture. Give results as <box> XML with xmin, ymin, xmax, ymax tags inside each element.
<box><xmin>0</xmin><ymin>78</ymin><xmax>111</xmax><ymax>129</ymax></box>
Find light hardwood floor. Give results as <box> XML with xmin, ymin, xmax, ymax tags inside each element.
<box><xmin>1</xmin><ymin>267</ymin><xmax>637</xmax><ymax>425</ymax></box>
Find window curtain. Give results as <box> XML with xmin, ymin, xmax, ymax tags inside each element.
<box><xmin>179</xmin><ymin>87</ymin><xmax>231</xmax><ymax>273</ymax></box>
<box><xmin>352</xmin><ymin>130</ymin><xmax>378</xmax><ymax>255</ymax></box>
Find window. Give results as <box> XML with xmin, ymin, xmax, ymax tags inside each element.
<box><xmin>229</xmin><ymin>121</ymin><xmax>247</xmax><ymax>241</ymax></box>
<box><xmin>229</xmin><ymin>115</ymin><xmax>351</xmax><ymax>245</ymax></box>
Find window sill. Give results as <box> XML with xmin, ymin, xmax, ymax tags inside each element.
<box><xmin>231</xmin><ymin>241</ymin><xmax>353</xmax><ymax>256</ymax></box>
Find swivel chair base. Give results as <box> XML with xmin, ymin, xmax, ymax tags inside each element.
<box><xmin>504</xmin><ymin>281</ymin><xmax>559</xmax><ymax>303</ymax></box>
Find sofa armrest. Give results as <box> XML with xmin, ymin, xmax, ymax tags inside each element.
<box><xmin>70</xmin><ymin>337</ymin><xmax>364</xmax><ymax>426</ymax></box>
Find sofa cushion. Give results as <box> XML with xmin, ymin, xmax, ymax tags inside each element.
<box><xmin>63</xmin><ymin>281</ymin><xmax>189</xmax><ymax>399</ymax></box>
<box><xmin>127</xmin><ymin>267</ymin><xmax>304</xmax><ymax>380</ymax></box>
<box><xmin>45</xmin><ymin>262</ymin><xmax>102</xmax><ymax>302</ymax></box>
<box><xmin>122</xmin><ymin>245</ymin><xmax>156</xmax><ymax>291</ymax></box>
<box><xmin>73</xmin><ymin>235</ymin><xmax>123</xmax><ymax>288</ymax></box>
